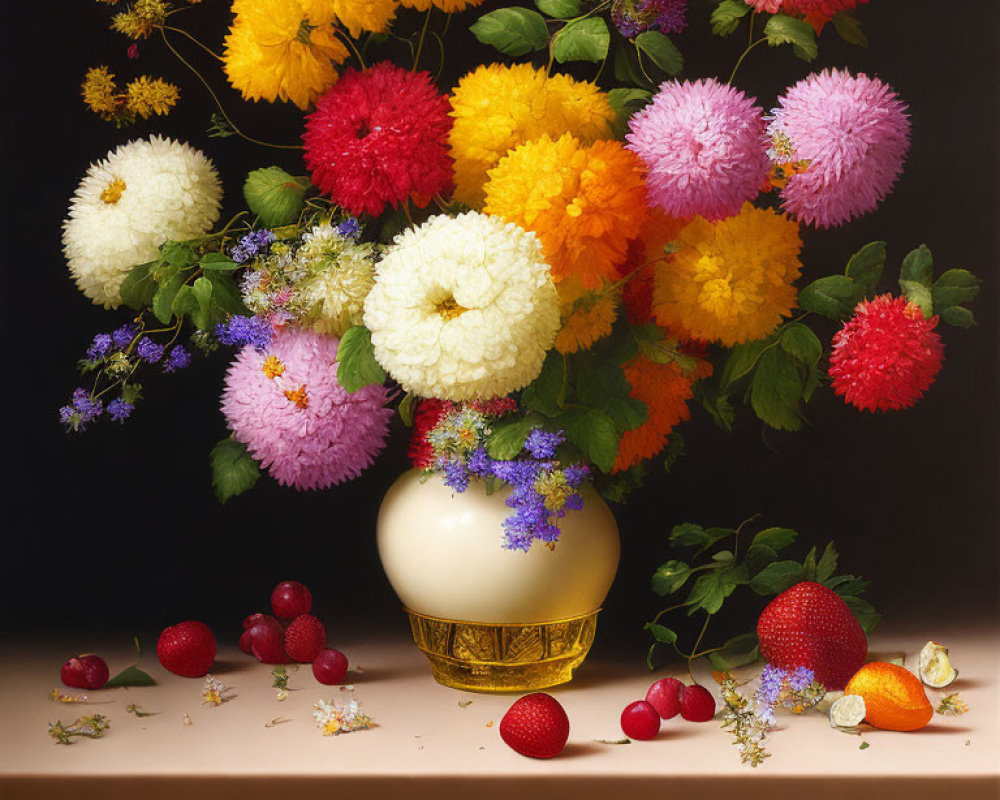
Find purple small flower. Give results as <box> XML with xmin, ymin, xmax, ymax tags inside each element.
<box><xmin>112</xmin><ymin>323</ymin><xmax>138</xmax><ymax>350</ymax></box>
<box><xmin>86</xmin><ymin>333</ymin><xmax>113</xmax><ymax>361</ymax></box>
<box><xmin>337</xmin><ymin>218</ymin><xmax>361</xmax><ymax>239</ymax></box>
<box><xmin>216</xmin><ymin>315</ymin><xmax>273</xmax><ymax>351</ymax></box>
<box><xmin>467</xmin><ymin>447</ymin><xmax>494</xmax><ymax>477</ymax></box>
<box><xmin>564</xmin><ymin>493</ymin><xmax>584</xmax><ymax>511</ymax></box>
<box><xmin>136</xmin><ymin>337</ymin><xmax>165</xmax><ymax>363</ymax></box>
<box><xmin>162</xmin><ymin>345</ymin><xmax>192</xmax><ymax>374</ymax></box>
<box><xmin>59</xmin><ymin>388</ymin><xmax>104</xmax><ymax>432</ymax></box>
<box><xmin>523</xmin><ymin>428</ymin><xmax>565</xmax><ymax>460</ymax></box>
<box><xmin>231</xmin><ymin>229</ymin><xmax>276</xmax><ymax>264</ymax></box>
<box><xmin>442</xmin><ymin>459</ymin><xmax>471</xmax><ymax>493</ymax></box>
<box><xmin>612</xmin><ymin>0</ymin><xmax>687</xmax><ymax>38</ymax></box>
<box><xmin>563</xmin><ymin>464</ymin><xmax>589</xmax><ymax>487</ymax></box>
<box><xmin>107</xmin><ymin>398</ymin><xmax>134</xmax><ymax>423</ymax></box>
<box><xmin>787</xmin><ymin>666</ymin><xmax>814</xmax><ymax>693</ymax></box>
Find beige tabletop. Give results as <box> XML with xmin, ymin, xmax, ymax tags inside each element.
<box><xmin>1</xmin><ymin>622</ymin><xmax>996</xmax><ymax>800</ymax></box>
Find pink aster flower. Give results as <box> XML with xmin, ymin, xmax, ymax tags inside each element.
<box><xmin>627</xmin><ymin>78</ymin><xmax>769</xmax><ymax>221</ymax></box>
<box><xmin>221</xmin><ymin>328</ymin><xmax>392</xmax><ymax>490</ymax></box>
<box><xmin>303</xmin><ymin>62</ymin><xmax>454</xmax><ymax>217</ymax></box>
<box><xmin>769</xmin><ymin>69</ymin><xmax>910</xmax><ymax>228</ymax></box>
<box><xmin>828</xmin><ymin>294</ymin><xmax>944</xmax><ymax>412</ymax></box>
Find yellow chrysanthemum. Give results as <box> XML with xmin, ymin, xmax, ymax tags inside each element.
<box><xmin>125</xmin><ymin>76</ymin><xmax>180</xmax><ymax>118</ymax></box>
<box><xmin>449</xmin><ymin>64</ymin><xmax>616</xmax><ymax>207</ymax></box>
<box><xmin>554</xmin><ymin>276</ymin><xmax>618</xmax><ymax>354</ymax></box>
<box><xmin>82</xmin><ymin>67</ymin><xmax>119</xmax><ymax>116</ymax></box>
<box><xmin>223</xmin><ymin>0</ymin><xmax>348</xmax><ymax>110</ymax></box>
<box><xmin>484</xmin><ymin>134</ymin><xmax>649</xmax><ymax>289</ymax></box>
<box><xmin>399</xmin><ymin>0</ymin><xmax>482</xmax><ymax>12</ymax></box>
<box><xmin>653</xmin><ymin>203</ymin><xmax>802</xmax><ymax>346</ymax></box>
<box><xmin>330</xmin><ymin>0</ymin><xmax>398</xmax><ymax>36</ymax></box>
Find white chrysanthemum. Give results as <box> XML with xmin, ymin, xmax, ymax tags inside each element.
<box><xmin>63</xmin><ymin>136</ymin><xmax>222</xmax><ymax>308</ymax></box>
<box><xmin>296</xmin><ymin>223</ymin><xmax>377</xmax><ymax>337</ymax></box>
<box><xmin>364</xmin><ymin>212</ymin><xmax>559</xmax><ymax>401</ymax></box>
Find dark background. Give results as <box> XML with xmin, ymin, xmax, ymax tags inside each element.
<box><xmin>2</xmin><ymin>2</ymin><xmax>997</xmax><ymax>659</ymax></box>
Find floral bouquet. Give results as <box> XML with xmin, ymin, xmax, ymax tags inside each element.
<box><xmin>62</xmin><ymin>0</ymin><xmax>981</xmax><ymax>561</ymax></box>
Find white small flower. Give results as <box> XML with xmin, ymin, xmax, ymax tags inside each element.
<box><xmin>364</xmin><ymin>212</ymin><xmax>559</xmax><ymax>401</ymax></box>
<box><xmin>63</xmin><ymin>136</ymin><xmax>222</xmax><ymax>308</ymax></box>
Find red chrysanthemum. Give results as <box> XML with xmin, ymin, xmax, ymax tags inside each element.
<box><xmin>829</xmin><ymin>294</ymin><xmax>944</xmax><ymax>412</ymax></box>
<box><xmin>408</xmin><ymin>398</ymin><xmax>453</xmax><ymax>469</ymax></box>
<box><xmin>616</xmin><ymin>209</ymin><xmax>689</xmax><ymax>327</ymax></box>
<box><xmin>303</xmin><ymin>62</ymin><xmax>454</xmax><ymax>217</ymax></box>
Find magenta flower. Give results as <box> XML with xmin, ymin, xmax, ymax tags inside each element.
<box><xmin>220</xmin><ymin>328</ymin><xmax>392</xmax><ymax>491</ymax></box>
<box><xmin>626</xmin><ymin>78</ymin><xmax>769</xmax><ymax>220</ymax></box>
<box><xmin>768</xmin><ymin>69</ymin><xmax>911</xmax><ymax>228</ymax></box>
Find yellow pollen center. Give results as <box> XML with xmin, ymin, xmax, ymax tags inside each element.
<box><xmin>100</xmin><ymin>178</ymin><xmax>126</xmax><ymax>204</ymax></box>
<box><xmin>284</xmin><ymin>385</ymin><xmax>309</xmax><ymax>409</ymax></box>
<box><xmin>435</xmin><ymin>296</ymin><xmax>467</xmax><ymax>321</ymax></box>
<box><xmin>262</xmin><ymin>355</ymin><xmax>285</xmax><ymax>379</ymax></box>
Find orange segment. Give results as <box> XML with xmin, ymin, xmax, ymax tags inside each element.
<box><xmin>844</xmin><ymin>662</ymin><xmax>933</xmax><ymax>732</ymax></box>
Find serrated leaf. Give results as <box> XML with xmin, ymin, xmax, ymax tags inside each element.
<box><xmin>558</xmin><ymin>407</ymin><xmax>618</xmax><ymax>473</ymax></box>
<box><xmin>708</xmin><ymin>632</ymin><xmax>760</xmax><ymax>671</ymax></box>
<box><xmin>749</xmin><ymin>560</ymin><xmax>806</xmax><ymax>595</ymax></box>
<box><xmin>119</xmin><ymin>262</ymin><xmax>158</xmax><ymax>310</ymax></box>
<box><xmin>470</xmin><ymin>7</ymin><xmax>548</xmax><ymax>56</ymax></box>
<box><xmin>842</xmin><ymin>595</ymin><xmax>881</xmax><ymax>633</ymax></box>
<box><xmin>831</xmin><ymin>11</ymin><xmax>868</xmax><ymax>46</ymax></box>
<box><xmin>522</xmin><ymin>351</ymin><xmax>564</xmax><ymax>417</ymax></box>
<box><xmin>751</xmin><ymin>527</ymin><xmax>798</xmax><ymax>552</ymax></box>
<box><xmin>160</xmin><ymin>241</ymin><xmax>196</xmax><ymax>268</ymax></box>
<box><xmin>798</xmin><ymin>275</ymin><xmax>861</xmax><ymax>320</ymax></box>
<box><xmin>210</xmin><ymin>437</ymin><xmax>260</xmax><ymax>504</ymax></box>
<box><xmin>826</xmin><ymin>575</ymin><xmax>870</xmax><ymax>596</ymax></box>
<box><xmin>750</xmin><ymin>348</ymin><xmax>803</xmax><ymax>431</ymax></box>
<box><xmin>815</xmin><ymin>541</ymin><xmax>839</xmax><ymax>583</ymax></box>
<box><xmin>575</xmin><ymin>357</ymin><xmax>631</xmax><ymax>411</ymax></box>
<box><xmin>686</xmin><ymin>570</ymin><xmax>737</xmax><ymax>615</ymax></box>
<box><xmin>535</xmin><ymin>0</ymin><xmax>580</xmax><ymax>16</ymax></box>
<box><xmin>900</xmin><ymin>280</ymin><xmax>933</xmax><ymax>317</ymax></box>
<box><xmin>744</xmin><ymin>543</ymin><xmax>778</xmax><ymax>577</ymax></box>
<box><xmin>104</xmin><ymin>665</ymin><xmax>157</xmax><ymax>688</ymax></box>
<box><xmin>780</xmin><ymin>324</ymin><xmax>822</xmax><ymax>367</ymax></box>
<box><xmin>603</xmin><ymin>395</ymin><xmax>648</xmax><ymax>433</ymax></box>
<box><xmin>645</xmin><ymin>623</ymin><xmax>678</xmax><ymax>644</ymax></box>
<box><xmin>802</xmin><ymin>546</ymin><xmax>817</xmax><ymax>581</ymax></box>
<box><xmin>900</xmin><ymin>244</ymin><xmax>933</xmax><ymax>286</ymax></box>
<box><xmin>764</xmin><ymin>13</ymin><xmax>817</xmax><ymax>61</ymax></box>
<box><xmin>635</xmin><ymin>31</ymin><xmax>683</xmax><ymax>75</ymax></box>
<box><xmin>553</xmin><ymin>17</ymin><xmax>609</xmax><ymax>63</ymax></box>
<box><xmin>200</xmin><ymin>253</ymin><xmax>238</xmax><ymax>272</ymax></box>
<box><xmin>720</xmin><ymin>337</ymin><xmax>776</xmax><ymax>390</ymax></box>
<box><xmin>205</xmin><ymin>271</ymin><xmax>248</xmax><ymax>317</ymax></box>
<box><xmin>845</xmin><ymin>241</ymin><xmax>886</xmax><ymax>297</ymax></box>
<box><xmin>695</xmin><ymin>383</ymin><xmax>734</xmax><ymax>432</ymax></box>
<box><xmin>244</xmin><ymin>167</ymin><xmax>308</xmax><ymax>227</ymax></box>
<box><xmin>940</xmin><ymin>305</ymin><xmax>976</xmax><ymax>328</ymax></box>
<box><xmin>486</xmin><ymin>418</ymin><xmax>536</xmax><ymax>459</ymax></box>
<box><xmin>710</xmin><ymin>0</ymin><xmax>750</xmax><ymax>36</ymax></box>
<box><xmin>932</xmin><ymin>269</ymin><xmax>980</xmax><ymax>311</ymax></box>
<box><xmin>651</xmin><ymin>560</ymin><xmax>691</xmax><ymax>595</ymax></box>
<box><xmin>337</xmin><ymin>326</ymin><xmax>386</xmax><ymax>393</ymax></box>
<box><xmin>152</xmin><ymin>268</ymin><xmax>185</xmax><ymax>324</ymax></box>
<box><xmin>670</xmin><ymin>523</ymin><xmax>706</xmax><ymax>546</ymax></box>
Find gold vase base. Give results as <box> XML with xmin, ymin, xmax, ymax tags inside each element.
<box><xmin>405</xmin><ymin>609</ymin><xmax>598</xmax><ymax>693</ymax></box>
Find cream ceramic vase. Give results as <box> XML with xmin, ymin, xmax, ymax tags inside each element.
<box><xmin>377</xmin><ymin>470</ymin><xmax>620</xmax><ymax>692</ymax></box>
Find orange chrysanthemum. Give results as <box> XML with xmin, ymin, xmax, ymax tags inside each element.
<box><xmin>484</xmin><ymin>134</ymin><xmax>649</xmax><ymax>289</ymax></box>
<box><xmin>554</xmin><ymin>276</ymin><xmax>618</xmax><ymax>354</ymax></box>
<box><xmin>612</xmin><ymin>348</ymin><xmax>712</xmax><ymax>473</ymax></box>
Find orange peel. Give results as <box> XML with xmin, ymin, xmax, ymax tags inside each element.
<box><xmin>844</xmin><ymin>662</ymin><xmax>933</xmax><ymax>732</ymax></box>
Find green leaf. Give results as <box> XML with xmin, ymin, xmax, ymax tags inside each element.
<box><xmin>613</xmin><ymin>39</ymin><xmax>650</xmax><ymax>87</ymax></box>
<box><xmin>553</xmin><ymin>17</ymin><xmax>609</xmax><ymax>63</ymax></box>
<box><xmin>171</xmin><ymin>284</ymin><xmax>198</xmax><ymax>319</ymax></box>
<box><xmin>750</xmin><ymin>348</ymin><xmax>803</xmax><ymax>431</ymax></box>
<box><xmin>815</xmin><ymin>542</ymin><xmax>839</xmax><ymax>584</ymax></box>
<box><xmin>522</xmin><ymin>351</ymin><xmax>563</xmax><ymax>417</ymax></box>
<box><xmin>670</xmin><ymin>523</ymin><xmax>706</xmax><ymax>546</ymax></box>
<box><xmin>940</xmin><ymin>305</ymin><xmax>976</xmax><ymax>328</ymax></box>
<box><xmin>720</xmin><ymin>336</ymin><xmax>776</xmax><ymax>390</ymax></box>
<box><xmin>900</xmin><ymin>245</ymin><xmax>933</xmax><ymax>287</ymax></box>
<box><xmin>603</xmin><ymin>396</ymin><xmax>648</xmax><ymax>433</ymax></box>
<box><xmin>398</xmin><ymin>393</ymin><xmax>416</xmax><ymax>427</ymax></box>
<box><xmin>710</xmin><ymin>0</ymin><xmax>750</xmax><ymax>36</ymax></box>
<box><xmin>120</xmin><ymin>383</ymin><xmax>143</xmax><ymax>404</ymax></box>
<box><xmin>708</xmin><ymin>632</ymin><xmax>760</xmax><ymax>671</ymax></box>
<box><xmin>209</xmin><ymin>437</ymin><xmax>260</xmax><ymax>504</ymax></box>
<box><xmin>191</xmin><ymin>276</ymin><xmax>214</xmax><ymax>330</ymax></box>
<box><xmin>652</xmin><ymin>560</ymin><xmax>691</xmax><ymax>595</ymax></box>
<box><xmin>900</xmin><ymin>280</ymin><xmax>934</xmax><ymax>317</ymax></box>
<box><xmin>764</xmin><ymin>13</ymin><xmax>818</xmax><ymax>61</ymax></box>
<box><xmin>470</xmin><ymin>7</ymin><xmax>549</xmax><ymax>56</ymax></box>
<box><xmin>575</xmin><ymin>358</ymin><xmax>631</xmax><ymax>411</ymax></box>
<box><xmin>842</xmin><ymin>595</ymin><xmax>881</xmax><ymax>633</ymax></box>
<box><xmin>695</xmin><ymin>383</ymin><xmax>734</xmax><ymax>432</ymax></box>
<box><xmin>199</xmin><ymin>253</ymin><xmax>238</xmax><ymax>272</ymax></box>
<box><xmin>744</xmin><ymin>543</ymin><xmax>778</xmax><ymax>577</ymax></box>
<box><xmin>798</xmin><ymin>275</ymin><xmax>861</xmax><ymax>320</ymax></box>
<box><xmin>780</xmin><ymin>324</ymin><xmax>822</xmax><ymax>368</ymax></box>
<box><xmin>932</xmin><ymin>269</ymin><xmax>980</xmax><ymax>311</ymax></box>
<box><xmin>845</xmin><ymin>241</ymin><xmax>886</xmax><ymax>297</ymax></box>
<box><xmin>152</xmin><ymin>268</ymin><xmax>185</xmax><ymax>324</ymax></box>
<box><xmin>243</xmin><ymin>167</ymin><xmax>308</xmax><ymax>227</ymax></box>
<box><xmin>337</xmin><ymin>326</ymin><xmax>386</xmax><ymax>393</ymax></box>
<box><xmin>160</xmin><ymin>241</ymin><xmax>196</xmax><ymax>268</ymax></box>
<box><xmin>686</xmin><ymin>570</ymin><xmax>737</xmax><ymax>615</ymax></box>
<box><xmin>558</xmin><ymin>407</ymin><xmax>619</xmax><ymax>473</ymax></box>
<box><xmin>486</xmin><ymin>417</ymin><xmax>536</xmax><ymax>459</ymax></box>
<box><xmin>635</xmin><ymin>31</ymin><xmax>683</xmax><ymax>76</ymax></box>
<box><xmin>751</xmin><ymin>527</ymin><xmax>798</xmax><ymax>552</ymax></box>
<box><xmin>104</xmin><ymin>665</ymin><xmax>157</xmax><ymax>688</ymax></box>
<box><xmin>119</xmin><ymin>262</ymin><xmax>158</xmax><ymax>310</ymax></box>
<box><xmin>749</xmin><ymin>560</ymin><xmax>806</xmax><ymax>595</ymax></box>
<box><xmin>607</xmin><ymin>88</ymin><xmax>652</xmax><ymax>137</ymax></box>
<box><xmin>826</xmin><ymin>575</ymin><xmax>870</xmax><ymax>596</ymax></box>
<box><xmin>831</xmin><ymin>11</ymin><xmax>868</xmax><ymax>46</ymax></box>
<box><xmin>802</xmin><ymin>546</ymin><xmax>817</xmax><ymax>581</ymax></box>
<box><xmin>644</xmin><ymin>623</ymin><xmax>678</xmax><ymax>645</ymax></box>
<box><xmin>205</xmin><ymin>271</ymin><xmax>248</xmax><ymax>317</ymax></box>
<box><xmin>535</xmin><ymin>0</ymin><xmax>580</xmax><ymax>15</ymax></box>
<box><xmin>662</xmin><ymin>432</ymin><xmax>684</xmax><ymax>473</ymax></box>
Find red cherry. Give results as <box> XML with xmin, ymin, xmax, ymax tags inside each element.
<box><xmin>61</xmin><ymin>655</ymin><xmax>110</xmax><ymax>690</ymax></box>
<box><xmin>679</xmin><ymin>685</ymin><xmax>716</xmax><ymax>722</ymax></box>
<box><xmin>645</xmin><ymin>677</ymin><xmax>683</xmax><ymax>719</ymax></box>
<box><xmin>312</xmin><ymin>649</ymin><xmax>349</xmax><ymax>685</ymax></box>
<box><xmin>270</xmin><ymin>581</ymin><xmax>312</xmax><ymax>620</ymax></box>
<box><xmin>621</xmin><ymin>700</ymin><xmax>660</xmax><ymax>740</ymax></box>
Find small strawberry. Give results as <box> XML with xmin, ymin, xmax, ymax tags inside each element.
<box><xmin>757</xmin><ymin>581</ymin><xmax>867</xmax><ymax>691</ymax></box>
<box><xmin>271</xmin><ymin>581</ymin><xmax>312</xmax><ymax>620</ymax></box>
<box><xmin>621</xmin><ymin>700</ymin><xmax>660</xmax><ymax>740</ymax></box>
<box><xmin>645</xmin><ymin>677</ymin><xmax>683</xmax><ymax>719</ymax></box>
<box><xmin>679</xmin><ymin>685</ymin><xmax>716</xmax><ymax>722</ymax></box>
<box><xmin>313</xmin><ymin>648</ymin><xmax>349</xmax><ymax>685</ymax></box>
<box><xmin>499</xmin><ymin>693</ymin><xmax>570</xmax><ymax>759</ymax></box>
<box><xmin>61</xmin><ymin>655</ymin><xmax>109</xmax><ymax>690</ymax></box>
<box><xmin>284</xmin><ymin>614</ymin><xmax>326</xmax><ymax>663</ymax></box>
<box><xmin>157</xmin><ymin>621</ymin><xmax>216</xmax><ymax>677</ymax></box>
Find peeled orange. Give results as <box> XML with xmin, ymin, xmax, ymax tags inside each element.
<box><xmin>844</xmin><ymin>662</ymin><xmax>933</xmax><ymax>731</ymax></box>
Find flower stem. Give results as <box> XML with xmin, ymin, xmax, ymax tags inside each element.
<box><xmin>727</xmin><ymin>38</ymin><xmax>767</xmax><ymax>86</ymax></box>
<box><xmin>412</xmin><ymin>9</ymin><xmax>433</xmax><ymax>72</ymax></box>
<box><xmin>336</xmin><ymin>29</ymin><xmax>368</xmax><ymax>70</ymax></box>
<box><xmin>162</xmin><ymin>25</ymin><xmax>223</xmax><ymax>61</ymax></box>
<box><xmin>687</xmin><ymin>614</ymin><xmax>713</xmax><ymax>682</ymax></box>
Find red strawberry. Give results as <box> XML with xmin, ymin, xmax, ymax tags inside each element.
<box><xmin>621</xmin><ymin>700</ymin><xmax>660</xmax><ymax>740</ymax></box>
<box><xmin>679</xmin><ymin>685</ymin><xmax>716</xmax><ymax>722</ymax></box>
<box><xmin>61</xmin><ymin>655</ymin><xmax>110</xmax><ymax>690</ymax></box>
<box><xmin>284</xmin><ymin>614</ymin><xmax>326</xmax><ymax>663</ymax></box>
<box><xmin>645</xmin><ymin>677</ymin><xmax>683</xmax><ymax>719</ymax></box>
<box><xmin>757</xmin><ymin>581</ymin><xmax>867</xmax><ymax>691</ymax></box>
<box><xmin>271</xmin><ymin>581</ymin><xmax>312</xmax><ymax>620</ymax></box>
<box><xmin>157</xmin><ymin>621</ymin><xmax>216</xmax><ymax>677</ymax></box>
<box><xmin>499</xmin><ymin>693</ymin><xmax>570</xmax><ymax>759</ymax></box>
